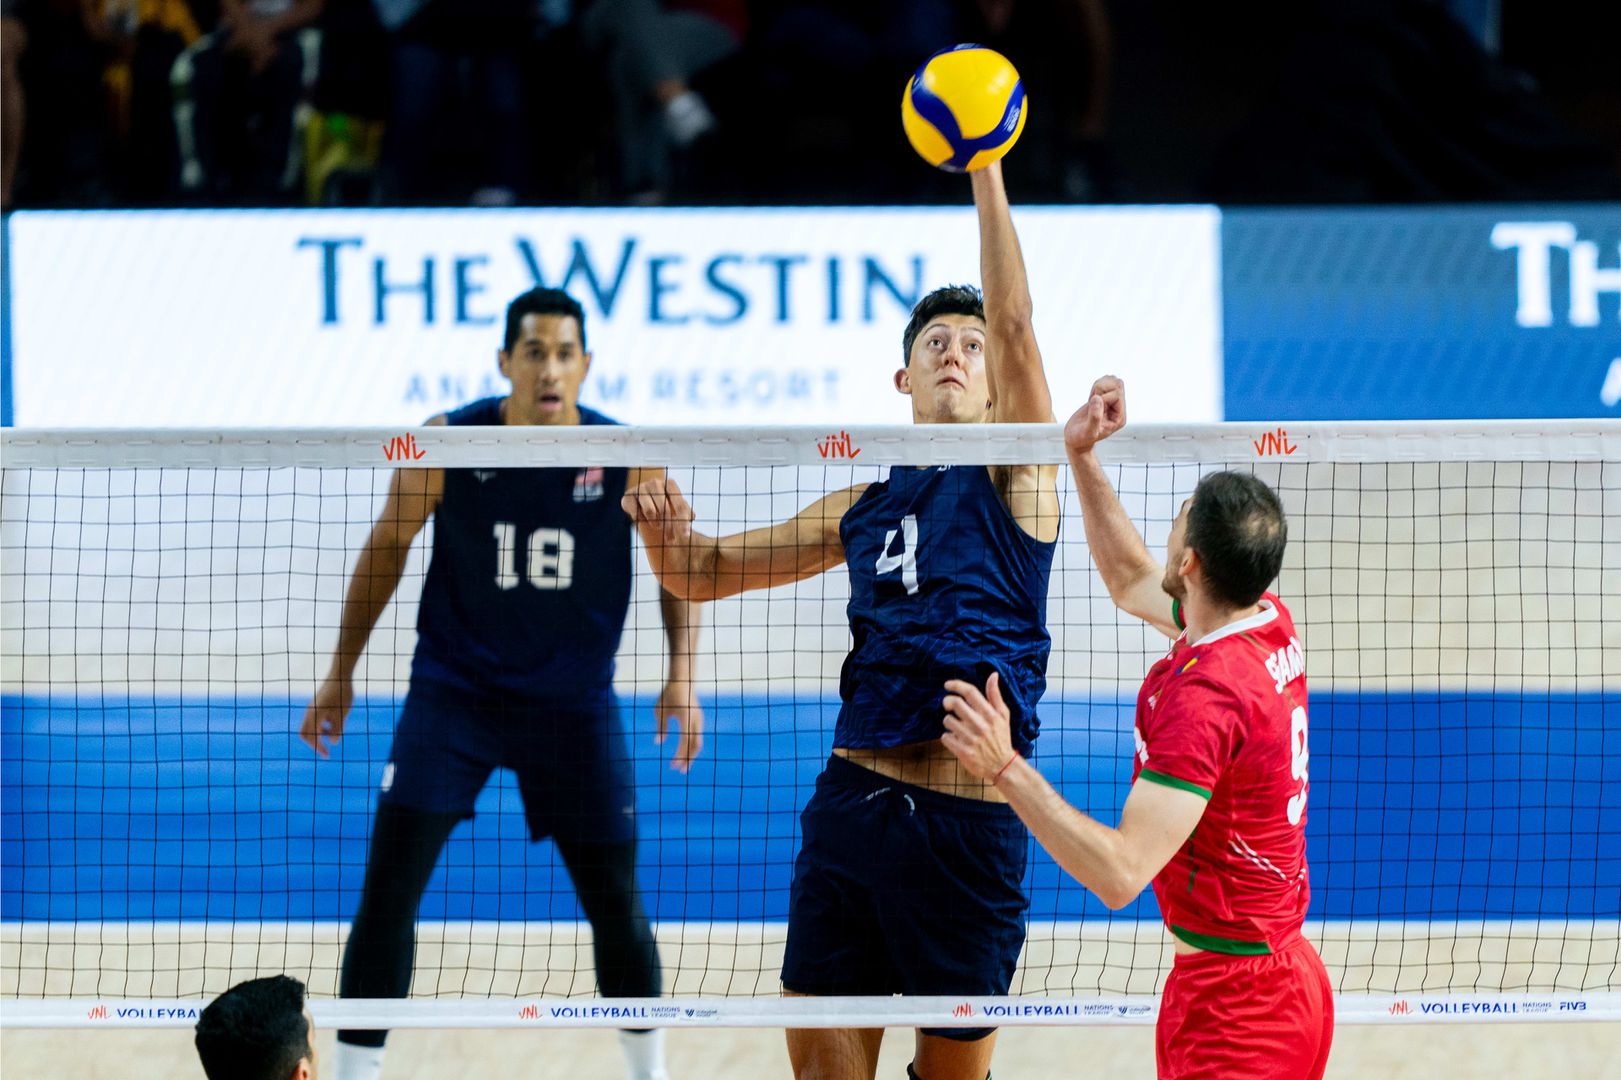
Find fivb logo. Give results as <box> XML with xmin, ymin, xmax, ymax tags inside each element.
<box><xmin>1490</xmin><ymin>222</ymin><xmax>1621</xmax><ymax>328</ymax></box>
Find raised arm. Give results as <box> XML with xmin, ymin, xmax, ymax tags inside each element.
<box><xmin>623</xmin><ymin>476</ymin><xmax>864</xmax><ymax>602</ymax></box>
<box><xmin>972</xmin><ymin>160</ymin><xmax>1054</xmax><ymax>424</ymax></box>
<box><xmin>300</xmin><ymin>420</ymin><xmax>445</xmax><ymax>757</ymax></box>
<box><xmin>1065</xmin><ymin>377</ymin><xmax>1178</xmax><ymax>637</ymax></box>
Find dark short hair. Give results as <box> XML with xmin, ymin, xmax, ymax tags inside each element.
<box><xmin>901</xmin><ymin>284</ymin><xmax>985</xmax><ymax>366</ymax></box>
<box><xmin>1184</xmin><ymin>471</ymin><xmax>1288</xmax><ymax>608</ymax></box>
<box><xmin>195</xmin><ymin>975</ymin><xmax>311</xmax><ymax>1080</ymax></box>
<box><xmin>503</xmin><ymin>287</ymin><xmax>587</xmax><ymax>353</ymax></box>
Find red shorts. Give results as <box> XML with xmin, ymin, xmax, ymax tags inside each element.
<box><xmin>1156</xmin><ymin>934</ymin><xmax>1334</xmax><ymax>1080</ymax></box>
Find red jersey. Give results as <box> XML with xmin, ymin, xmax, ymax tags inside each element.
<box><xmin>1132</xmin><ymin>592</ymin><xmax>1312</xmax><ymax>954</ymax></box>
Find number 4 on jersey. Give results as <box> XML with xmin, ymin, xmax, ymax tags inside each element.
<box><xmin>875</xmin><ymin>514</ymin><xmax>920</xmax><ymax>595</ymax></box>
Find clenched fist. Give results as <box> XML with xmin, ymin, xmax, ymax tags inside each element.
<box><xmin>1064</xmin><ymin>376</ymin><xmax>1127</xmax><ymax>455</ymax></box>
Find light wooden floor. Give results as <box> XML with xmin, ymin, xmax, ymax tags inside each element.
<box><xmin>5</xmin><ymin>1022</ymin><xmax>1620</xmax><ymax>1079</ymax></box>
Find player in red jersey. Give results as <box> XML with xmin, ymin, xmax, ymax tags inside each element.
<box><xmin>940</xmin><ymin>376</ymin><xmax>1333</xmax><ymax>1079</ymax></box>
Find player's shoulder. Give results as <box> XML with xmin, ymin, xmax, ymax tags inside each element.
<box><xmin>577</xmin><ymin>405</ymin><xmax>622</xmax><ymax>427</ymax></box>
<box><xmin>1156</xmin><ymin>654</ymin><xmax>1246</xmax><ymax>716</ymax></box>
<box><xmin>842</xmin><ymin>471</ymin><xmax>889</xmax><ymax>511</ymax></box>
<box><xmin>442</xmin><ymin>396</ymin><xmax>505</xmax><ymax>427</ymax></box>
<box><xmin>1259</xmin><ymin>591</ymin><xmax>1297</xmax><ymax>633</ymax></box>
<box><xmin>1196</xmin><ymin>595</ymin><xmax>1303</xmax><ymax>696</ymax></box>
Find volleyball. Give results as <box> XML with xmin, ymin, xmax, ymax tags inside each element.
<box><xmin>901</xmin><ymin>45</ymin><xmax>1027</xmax><ymax>172</ymax></box>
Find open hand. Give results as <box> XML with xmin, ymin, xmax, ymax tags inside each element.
<box><xmin>654</xmin><ymin>679</ymin><xmax>705</xmax><ymax>773</ymax></box>
<box><xmin>300</xmin><ymin>674</ymin><xmax>353</xmax><ymax>759</ymax></box>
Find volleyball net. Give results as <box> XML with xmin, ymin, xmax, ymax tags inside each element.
<box><xmin>2</xmin><ymin>421</ymin><xmax>1618</xmax><ymax>1028</ymax></box>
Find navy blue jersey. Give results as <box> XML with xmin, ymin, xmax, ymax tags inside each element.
<box><xmin>410</xmin><ymin>398</ymin><xmax>631</xmax><ymax>700</ymax></box>
<box><xmin>837</xmin><ymin>464</ymin><xmax>1056</xmax><ymax>756</ymax></box>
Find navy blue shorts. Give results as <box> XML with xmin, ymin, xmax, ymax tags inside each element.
<box><xmin>378</xmin><ymin>678</ymin><xmax>637</xmax><ymax>844</ymax></box>
<box><xmin>781</xmin><ymin>754</ymin><xmax>1030</xmax><ymax>1040</ymax></box>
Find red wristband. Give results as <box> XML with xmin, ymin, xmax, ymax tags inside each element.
<box><xmin>990</xmin><ymin>752</ymin><xmax>1020</xmax><ymax>785</ymax></box>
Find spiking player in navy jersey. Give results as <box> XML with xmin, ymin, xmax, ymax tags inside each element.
<box><xmin>301</xmin><ymin>288</ymin><xmax>702</xmax><ymax>1080</ymax></box>
<box><xmin>625</xmin><ymin>160</ymin><xmax>1060</xmax><ymax>1080</ymax></box>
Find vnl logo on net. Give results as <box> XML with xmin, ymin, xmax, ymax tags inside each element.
<box><xmin>84</xmin><ymin>1004</ymin><xmax>200</xmax><ymax>1022</ymax></box>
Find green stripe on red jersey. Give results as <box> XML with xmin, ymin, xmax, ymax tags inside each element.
<box><xmin>1170</xmin><ymin>924</ymin><xmax>1273</xmax><ymax>955</ymax></box>
<box><xmin>1139</xmin><ymin>768</ymin><xmax>1212</xmax><ymax>800</ymax></box>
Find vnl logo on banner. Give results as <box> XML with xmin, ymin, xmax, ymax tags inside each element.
<box><xmin>3</xmin><ymin>208</ymin><xmax>1220</xmax><ymax>427</ymax></box>
<box><xmin>1222</xmin><ymin>207</ymin><xmax>1621</xmax><ymax>420</ymax></box>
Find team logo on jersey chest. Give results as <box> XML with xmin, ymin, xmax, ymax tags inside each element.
<box><xmin>573</xmin><ymin>467</ymin><xmax>605</xmax><ymax>503</ymax></box>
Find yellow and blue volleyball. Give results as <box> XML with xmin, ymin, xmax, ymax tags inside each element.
<box><xmin>901</xmin><ymin>45</ymin><xmax>1027</xmax><ymax>172</ymax></box>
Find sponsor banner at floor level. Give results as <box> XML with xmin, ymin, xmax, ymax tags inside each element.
<box><xmin>8</xmin><ymin>993</ymin><xmax>1616</xmax><ymax>1028</ymax></box>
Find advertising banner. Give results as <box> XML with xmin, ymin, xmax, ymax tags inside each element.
<box><xmin>3</xmin><ymin>207</ymin><xmax>1222</xmax><ymax>426</ymax></box>
<box><xmin>1223</xmin><ymin>206</ymin><xmax>1621</xmax><ymax>420</ymax></box>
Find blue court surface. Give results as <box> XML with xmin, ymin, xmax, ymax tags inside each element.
<box><xmin>3</xmin><ymin>692</ymin><xmax>1617</xmax><ymax>924</ymax></box>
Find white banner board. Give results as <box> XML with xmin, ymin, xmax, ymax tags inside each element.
<box><xmin>6</xmin><ymin>207</ymin><xmax>1221</xmax><ymax>426</ymax></box>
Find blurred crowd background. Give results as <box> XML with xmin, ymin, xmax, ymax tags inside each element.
<box><xmin>2</xmin><ymin>0</ymin><xmax>1618</xmax><ymax>211</ymax></box>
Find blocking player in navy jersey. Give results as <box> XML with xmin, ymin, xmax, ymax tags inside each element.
<box><xmin>300</xmin><ymin>288</ymin><xmax>702</xmax><ymax>1080</ymax></box>
<box><xmin>623</xmin><ymin>160</ymin><xmax>1058</xmax><ymax>1080</ymax></box>
<box><xmin>940</xmin><ymin>377</ymin><xmax>1334</xmax><ymax>1080</ymax></box>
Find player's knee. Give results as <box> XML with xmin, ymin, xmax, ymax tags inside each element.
<box><xmin>577</xmin><ymin>881</ymin><xmax>651</xmax><ymax>948</ymax></box>
<box><xmin>579</xmin><ymin>884</ymin><xmax>643</xmax><ymax>927</ymax></box>
<box><xmin>906</xmin><ymin>1066</ymin><xmax>991</xmax><ymax>1080</ymax></box>
<box><xmin>564</xmin><ymin>840</ymin><xmax>647</xmax><ymax>920</ymax></box>
<box><xmin>593</xmin><ymin>908</ymin><xmax>655</xmax><ymax>953</ymax></box>
<box><xmin>351</xmin><ymin>803</ymin><xmax>459</xmax><ymax>922</ymax></box>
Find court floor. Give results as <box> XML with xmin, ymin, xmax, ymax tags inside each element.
<box><xmin>4</xmin><ymin>1021</ymin><xmax>1620</xmax><ymax>1079</ymax></box>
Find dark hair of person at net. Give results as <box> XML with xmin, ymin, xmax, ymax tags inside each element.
<box><xmin>1184</xmin><ymin>471</ymin><xmax>1288</xmax><ymax>609</ymax></box>
<box><xmin>503</xmin><ymin>287</ymin><xmax>587</xmax><ymax>353</ymax></box>
<box><xmin>900</xmin><ymin>284</ymin><xmax>985</xmax><ymax>366</ymax></box>
<box><xmin>194</xmin><ymin>974</ymin><xmax>312</xmax><ymax>1080</ymax></box>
